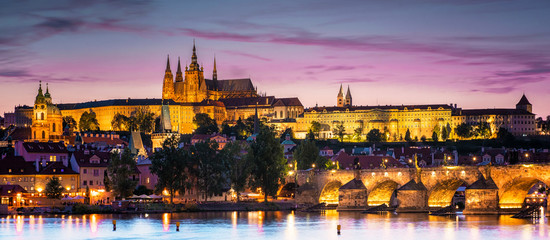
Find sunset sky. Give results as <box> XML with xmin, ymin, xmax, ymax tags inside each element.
<box><xmin>1</xmin><ymin>0</ymin><xmax>550</xmax><ymax>117</ymax></box>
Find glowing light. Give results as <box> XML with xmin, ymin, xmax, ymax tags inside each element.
<box><xmin>162</xmin><ymin>189</ymin><xmax>169</xmax><ymax>196</ymax></box>
<box><xmin>66</xmin><ymin>187</ymin><xmax>71</xmax><ymax>191</ymax></box>
<box><xmin>288</xmin><ymin>171</ymin><xmax>294</xmax><ymax>176</ymax></box>
<box><xmin>163</xmin><ymin>213</ymin><xmax>170</xmax><ymax>231</ymax></box>
<box><xmin>37</xmin><ymin>188</ymin><xmax>43</xmax><ymax>192</ymax></box>
<box><xmin>312</xmin><ymin>164</ymin><xmax>316</xmax><ymax>168</ymax></box>
<box><xmin>331</xmin><ymin>170</ymin><xmax>336</xmax><ymax>173</ymax></box>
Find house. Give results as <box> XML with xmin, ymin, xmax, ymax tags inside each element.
<box><xmin>320</xmin><ymin>146</ymin><xmax>334</xmax><ymax>157</ymax></box>
<box><xmin>281</xmin><ymin>134</ymin><xmax>296</xmax><ymax>153</ymax></box>
<box><xmin>70</xmin><ymin>149</ymin><xmax>111</xmax><ymax>191</ymax></box>
<box><xmin>14</xmin><ymin>141</ymin><xmax>68</xmax><ymax>165</ymax></box>
<box><xmin>333</xmin><ymin>152</ymin><xmax>404</xmax><ymax>170</ymax></box>
<box><xmin>0</xmin><ymin>185</ymin><xmax>27</xmax><ymax>206</ymax></box>
<box><xmin>191</xmin><ymin>133</ymin><xmax>229</xmax><ymax>150</ymax></box>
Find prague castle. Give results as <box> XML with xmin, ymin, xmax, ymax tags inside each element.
<box><xmin>294</xmin><ymin>86</ymin><xmax>535</xmax><ymax>140</ymax></box>
<box><xmin>10</xmin><ymin>43</ymin><xmax>303</xmax><ymax>140</ymax></box>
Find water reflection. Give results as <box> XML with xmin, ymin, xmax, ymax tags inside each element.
<box><xmin>0</xmin><ymin>212</ymin><xmax>549</xmax><ymax>239</ymax></box>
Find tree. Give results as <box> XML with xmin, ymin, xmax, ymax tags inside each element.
<box><xmin>193</xmin><ymin>113</ymin><xmax>218</xmax><ymax>134</ymax></box>
<box><xmin>432</xmin><ymin>125</ymin><xmax>440</xmax><ymax>140</ymax></box>
<box><xmin>62</xmin><ymin>116</ymin><xmax>77</xmax><ymax>132</ymax></box>
<box><xmin>353</xmin><ymin>126</ymin><xmax>364</xmax><ymax>141</ymax></box>
<box><xmin>129</xmin><ymin>107</ymin><xmax>155</xmax><ymax>133</ymax></box>
<box><xmin>133</xmin><ymin>185</ymin><xmax>154</xmax><ymax>195</ymax></box>
<box><xmin>247</xmin><ymin>127</ymin><xmax>287</xmax><ymax>203</ymax></box>
<box><xmin>79</xmin><ymin>110</ymin><xmax>99</xmax><ymax>132</ymax></box>
<box><xmin>366</xmin><ymin>129</ymin><xmax>383</xmax><ymax>143</ymax></box>
<box><xmin>111</xmin><ymin>113</ymin><xmax>129</xmax><ymax>131</ymax></box>
<box><xmin>455</xmin><ymin>123</ymin><xmax>473</xmax><ymax>139</ymax></box>
<box><xmin>103</xmin><ymin>170</ymin><xmax>111</xmax><ymax>192</ymax></box>
<box><xmin>405</xmin><ymin>129</ymin><xmax>412</xmax><ymax>142</ymax></box>
<box><xmin>107</xmin><ymin>148</ymin><xmax>138</xmax><ymax>199</ymax></box>
<box><xmin>223</xmin><ymin>141</ymin><xmax>249</xmax><ymax>202</ymax></box>
<box><xmin>310</xmin><ymin>121</ymin><xmax>321</xmax><ymax>139</ymax></box>
<box><xmin>221</xmin><ymin>123</ymin><xmax>232</xmax><ymax>136</ymax></box>
<box><xmin>150</xmin><ymin>136</ymin><xmax>190</xmax><ymax>204</ymax></box>
<box><xmin>45</xmin><ymin>176</ymin><xmax>63</xmax><ymax>199</ymax></box>
<box><xmin>432</xmin><ymin>131</ymin><xmax>439</xmax><ymax>142</ymax></box>
<box><xmin>441</xmin><ymin>124</ymin><xmax>449</xmax><ymax>141</ymax></box>
<box><xmin>189</xmin><ymin>140</ymin><xmax>228</xmax><ymax>201</ymax></box>
<box><xmin>333</xmin><ymin>123</ymin><xmax>345</xmax><ymax>142</ymax></box>
<box><xmin>280</xmin><ymin>128</ymin><xmax>294</xmax><ymax>141</ymax></box>
<box><xmin>294</xmin><ymin>140</ymin><xmax>325</xmax><ymax>170</ymax></box>
<box><xmin>476</xmin><ymin>122</ymin><xmax>491</xmax><ymax>139</ymax></box>
<box><xmin>306</xmin><ymin>129</ymin><xmax>316</xmax><ymax>141</ymax></box>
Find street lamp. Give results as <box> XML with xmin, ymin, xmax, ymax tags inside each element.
<box><xmin>312</xmin><ymin>164</ymin><xmax>316</xmax><ymax>168</ymax></box>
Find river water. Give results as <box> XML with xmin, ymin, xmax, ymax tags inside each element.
<box><xmin>0</xmin><ymin>211</ymin><xmax>548</xmax><ymax>240</ymax></box>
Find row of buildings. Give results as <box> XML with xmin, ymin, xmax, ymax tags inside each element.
<box><xmin>2</xmin><ymin>43</ymin><xmax>538</xmax><ymax>143</ymax></box>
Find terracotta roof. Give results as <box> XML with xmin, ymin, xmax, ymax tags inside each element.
<box><xmin>273</xmin><ymin>98</ymin><xmax>303</xmax><ymax>107</ymax></box>
<box><xmin>306</xmin><ymin>104</ymin><xmax>452</xmax><ymax>112</ymax></box>
<box><xmin>67</xmin><ymin>136</ymin><xmax>127</xmax><ymax>146</ymax></box>
<box><xmin>0</xmin><ymin>155</ymin><xmax>37</xmax><ymax>174</ymax></box>
<box><xmin>334</xmin><ymin>152</ymin><xmax>403</xmax><ymax>169</ymax></box>
<box><xmin>0</xmin><ymin>185</ymin><xmax>27</xmax><ymax>196</ymax></box>
<box><xmin>23</xmin><ymin>142</ymin><xmax>67</xmax><ymax>153</ymax></box>
<box><xmin>39</xmin><ymin>162</ymin><xmax>78</xmax><ymax>175</ymax></box>
<box><xmin>72</xmin><ymin>151</ymin><xmax>111</xmax><ymax>167</ymax></box>
<box><xmin>7</xmin><ymin>127</ymin><xmax>32</xmax><ymax>141</ymax></box>
<box><xmin>218</xmin><ymin>96</ymin><xmax>275</xmax><ymax>108</ymax></box>
<box><xmin>517</xmin><ymin>94</ymin><xmax>531</xmax><ymax>105</ymax></box>
<box><xmin>339</xmin><ymin>179</ymin><xmax>367</xmax><ymax>190</ymax></box>
<box><xmin>205</xmin><ymin>78</ymin><xmax>255</xmax><ymax>92</ymax></box>
<box><xmin>457</xmin><ymin>108</ymin><xmax>533</xmax><ymax>116</ymax></box>
<box><xmin>57</xmin><ymin>98</ymin><xmax>179</xmax><ymax>110</ymax></box>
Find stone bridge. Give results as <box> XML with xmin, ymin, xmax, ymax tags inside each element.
<box><xmin>285</xmin><ymin>164</ymin><xmax>550</xmax><ymax>214</ymax></box>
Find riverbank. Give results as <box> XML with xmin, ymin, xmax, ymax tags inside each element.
<box><xmin>7</xmin><ymin>201</ymin><xmax>297</xmax><ymax>215</ymax></box>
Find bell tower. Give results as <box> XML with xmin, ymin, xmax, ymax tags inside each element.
<box><xmin>32</xmin><ymin>81</ymin><xmax>49</xmax><ymax>141</ymax></box>
<box><xmin>183</xmin><ymin>41</ymin><xmax>207</xmax><ymax>102</ymax></box>
<box><xmin>337</xmin><ymin>84</ymin><xmax>344</xmax><ymax>107</ymax></box>
<box><xmin>162</xmin><ymin>55</ymin><xmax>174</xmax><ymax>100</ymax></box>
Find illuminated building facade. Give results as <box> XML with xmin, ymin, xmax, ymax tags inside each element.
<box><xmin>31</xmin><ymin>82</ymin><xmax>63</xmax><ymax>142</ymax></box>
<box><xmin>295</xmin><ymin>87</ymin><xmax>536</xmax><ymax>140</ymax></box>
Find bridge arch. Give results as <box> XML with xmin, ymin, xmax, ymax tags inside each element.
<box><xmin>367</xmin><ymin>180</ymin><xmax>399</xmax><ymax>207</ymax></box>
<box><xmin>278</xmin><ymin>182</ymin><xmax>298</xmax><ymax>198</ymax></box>
<box><xmin>428</xmin><ymin>179</ymin><xmax>466</xmax><ymax>208</ymax></box>
<box><xmin>499</xmin><ymin>178</ymin><xmax>548</xmax><ymax>209</ymax></box>
<box><xmin>319</xmin><ymin>180</ymin><xmax>342</xmax><ymax>204</ymax></box>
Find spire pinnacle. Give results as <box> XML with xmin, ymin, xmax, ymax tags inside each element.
<box><xmin>213</xmin><ymin>56</ymin><xmax>218</xmax><ymax>81</ymax></box>
<box><xmin>177</xmin><ymin>57</ymin><xmax>182</xmax><ymax>73</ymax></box>
<box><xmin>337</xmin><ymin>84</ymin><xmax>343</xmax><ymax>97</ymax></box>
<box><xmin>166</xmin><ymin>55</ymin><xmax>171</xmax><ymax>72</ymax></box>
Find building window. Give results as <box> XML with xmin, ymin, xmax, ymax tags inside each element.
<box><xmin>83</xmin><ymin>169</ymin><xmax>87</xmax><ymax>174</ymax></box>
<box><xmin>89</xmin><ymin>181</ymin><xmax>93</xmax><ymax>186</ymax></box>
<box><xmin>50</xmin><ymin>156</ymin><xmax>57</xmax><ymax>162</ymax></box>
<box><xmin>93</xmin><ymin>169</ymin><xmax>99</xmax><ymax>177</ymax></box>
<box><xmin>52</xmin><ymin>123</ymin><xmax>56</xmax><ymax>132</ymax></box>
<box><xmin>83</xmin><ymin>181</ymin><xmax>87</xmax><ymax>185</ymax></box>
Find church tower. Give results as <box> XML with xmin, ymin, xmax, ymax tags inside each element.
<box><xmin>162</xmin><ymin>55</ymin><xmax>174</xmax><ymax>100</ymax></box>
<box><xmin>31</xmin><ymin>82</ymin><xmax>63</xmax><ymax>142</ymax></box>
<box><xmin>516</xmin><ymin>94</ymin><xmax>532</xmax><ymax>113</ymax></box>
<box><xmin>337</xmin><ymin>84</ymin><xmax>344</xmax><ymax>107</ymax></box>
<box><xmin>183</xmin><ymin>41</ymin><xmax>207</xmax><ymax>102</ymax></box>
<box><xmin>345</xmin><ymin>85</ymin><xmax>352</xmax><ymax>106</ymax></box>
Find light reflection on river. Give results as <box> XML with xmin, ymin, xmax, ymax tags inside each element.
<box><xmin>0</xmin><ymin>211</ymin><xmax>549</xmax><ymax>240</ymax></box>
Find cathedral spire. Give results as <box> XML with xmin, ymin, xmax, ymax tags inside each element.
<box><xmin>337</xmin><ymin>84</ymin><xmax>344</xmax><ymax>107</ymax></box>
<box><xmin>345</xmin><ymin>85</ymin><xmax>352</xmax><ymax>106</ymax></box>
<box><xmin>254</xmin><ymin>101</ymin><xmax>259</xmax><ymax>134</ymax></box>
<box><xmin>191</xmin><ymin>39</ymin><xmax>198</xmax><ymax>64</ymax></box>
<box><xmin>165</xmin><ymin>55</ymin><xmax>171</xmax><ymax>72</ymax></box>
<box><xmin>213</xmin><ymin>56</ymin><xmax>217</xmax><ymax>80</ymax></box>
<box><xmin>175</xmin><ymin>57</ymin><xmax>183</xmax><ymax>82</ymax></box>
<box><xmin>45</xmin><ymin>83</ymin><xmax>51</xmax><ymax>99</ymax></box>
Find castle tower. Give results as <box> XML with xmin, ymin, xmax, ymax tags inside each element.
<box><xmin>173</xmin><ymin>57</ymin><xmax>185</xmax><ymax>102</ymax></box>
<box><xmin>337</xmin><ymin>84</ymin><xmax>344</xmax><ymax>107</ymax></box>
<box><xmin>345</xmin><ymin>85</ymin><xmax>352</xmax><ymax>106</ymax></box>
<box><xmin>162</xmin><ymin>55</ymin><xmax>174</xmax><ymax>100</ymax></box>
<box><xmin>183</xmin><ymin>41</ymin><xmax>207</xmax><ymax>102</ymax></box>
<box><xmin>516</xmin><ymin>94</ymin><xmax>532</xmax><ymax>113</ymax></box>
